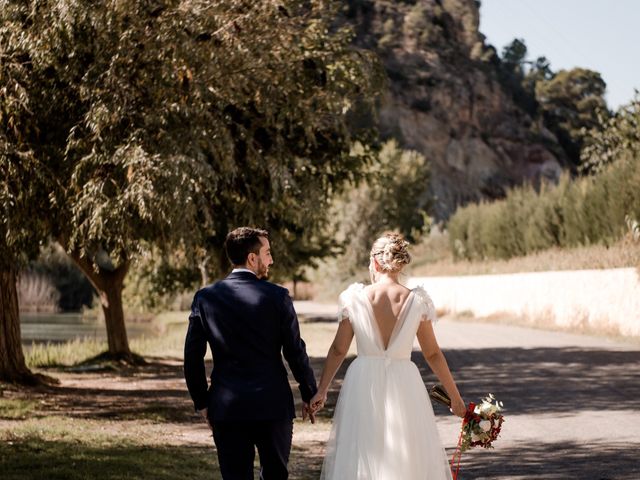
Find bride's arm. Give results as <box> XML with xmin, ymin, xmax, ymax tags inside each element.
<box><xmin>310</xmin><ymin>318</ymin><xmax>354</xmax><ymax>412</ymax></box>
<box><xmin>416</xmin><ymin>319</ymin><xmax>466</xmax><ymax>417</ymax></box>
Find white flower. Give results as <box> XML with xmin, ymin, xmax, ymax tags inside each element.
<box><xmin>479</xmin><ymin>420</ymin><xmax>492</xmax><ymax>432</ymax></box>
<box><xmin>471</xmin><ymin>433</ymin><xmax>482</xmax><ymax>442</ymax></box>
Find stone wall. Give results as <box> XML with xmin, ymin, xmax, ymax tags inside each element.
<box><xmin>409</xmin><ymin>268</ymin><xmax>640</xmax><ymax>337</ymax></box>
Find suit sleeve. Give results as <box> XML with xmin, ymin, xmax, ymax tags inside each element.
<box><xmin>281</xmin><ymin>292</ymin><xmax>318</xmax><ymax>403</ymax></box>
<box><xmin>183</xmin><ymin>293</ymin><xmax>209</xmax><ymax>411</ymax></box>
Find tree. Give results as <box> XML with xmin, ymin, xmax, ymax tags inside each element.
<box><xmin>496</xmin><ymin>40</ymin><xmax>610</xmax><ymax>167</ymax></box>
<box><xmin>501</xmin><ymin>38</ymin><xmax>528</xmax><ymax>79</ymax></box>
<box><xmin>0</xmin><ymin>107</ymin><xmax>51</xmax><ymax>383</ymax></box>
<box><xmin>522</xmin><ymin>56</ymin><xmax>554</xmax><ymax>96</ymax></box>
<box><xmin>329</xmin><ymin>140</ymin><xmax>432</xmax><ymax>275</ymax></box>
<box><xmin>0</xmin><ymin>18</ymin><xmax>58</xmax><ymax>382</ymax></box>
<box><xmin>580</xmin><ymin>93</ymin><xmax>640</xmax><ymax>174</ymax></box>
<box><xmin>0</xmin><ymin>160</ymin><xmax>50</xmax><ymax>383</ymax></box>
<box><xmin>1</xmin><ymin>1</ymin><xmax>383</xmax><ymax>362</ymax></box>
<box><xmin>535</xmin><ymin>68</ymin><xmax>609</xmax><ymax>166</ymax></box>
<box><xmin>498</xmin><ymin>38</ymin><xmax>539</xmax><ymax>115</ymax></box>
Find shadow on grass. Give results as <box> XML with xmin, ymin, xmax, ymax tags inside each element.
<box><xmin>11</xmin><ymin>359</ymin><xmax>201</xmax><ymax>423</ymax></box>
<box><xmin>76</xmin><ymin>350</ymin><xmax>148</xmax><ymax>367</ymax></box>
<box><xmin>290</xmin><ymin>442</ymin><xmax>325</xmax><ymax>480</ymax></box>
<box><xmin>0</xmin><ymin>399</ymin><xmax>38</xmax><ymax>420</ymax></box>
<box><xmin>0</xmin><ymin>438</ymin><xmax>219</xmax><ymax>480</ymax></box>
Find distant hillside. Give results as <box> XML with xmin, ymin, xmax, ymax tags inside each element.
<box><xmin>344</xmin><ymin>0</ymin><xmax>568</xmax><ymax>220</ymax></box>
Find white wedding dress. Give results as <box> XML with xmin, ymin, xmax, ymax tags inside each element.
<box><xmin>320</xmin><ymin>283</ymin><xmax>453</xmax><ymax>480</ymax></box>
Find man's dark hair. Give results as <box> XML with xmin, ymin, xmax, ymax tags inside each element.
<box><xmin>224</xmin><ymin>227</ymin><xmax>269</xmax><ymax>266</ymax></box>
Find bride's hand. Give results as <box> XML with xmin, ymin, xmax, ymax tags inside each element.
<box><xmin>450</xmin><ymin>398</ymin><xmax>467</xmax><ymax>418</ymax></box>
<box><xmin>310</xmin><ymin>390</ymin><xmax>327</xmax><ymax>413</ymax></box>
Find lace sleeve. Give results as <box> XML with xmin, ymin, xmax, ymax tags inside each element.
<box><xmin>337</xmin><ymin>283</ymin><xmax>364</xmax><ymax>322</ymax></box>
<box><xmin>413</xmin><ymin>285</ymin><xmax>437</xmax><ymax>323</ymax></box>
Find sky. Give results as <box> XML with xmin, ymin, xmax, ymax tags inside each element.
<box><xmin>479</xmin><ymin>0</ymin><xmax>639</xmax><ymax>110</ymax></box>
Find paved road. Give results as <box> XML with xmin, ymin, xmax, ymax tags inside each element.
<box><xmin>296</xmin><ymin>301</ymin><xmax>640</xmax><ymax>480</ymax></box>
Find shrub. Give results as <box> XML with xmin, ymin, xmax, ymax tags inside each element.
<box><xmin>329</xmin><ymin>139</ymin><xmax>432</xmax><ymax>271</ymax></box>
<box><xmin>17</xmin><ymin>272</ymin><xmax>60</xmax><ymax>313</ymax></box>
<box><xmin>448</xmin><ymin>154</ymin><xmax>640</xmax><ymax>260</ymax></box>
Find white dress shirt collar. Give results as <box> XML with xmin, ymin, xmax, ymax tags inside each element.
<box><xmin>231</xmin><ymin>268</ymin><xmax>257</xmax><ymax>276</ymax></box>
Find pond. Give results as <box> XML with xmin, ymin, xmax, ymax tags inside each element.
<box><xmin>20</xmin><ymin>313</ymin><xmax>155</xmax><ymax>344</ymax></box>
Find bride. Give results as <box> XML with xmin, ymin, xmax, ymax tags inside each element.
<box><xmin>310</xmin><ymin>232</ymin><xmax>466</xmax><ymax>480</ymax></box>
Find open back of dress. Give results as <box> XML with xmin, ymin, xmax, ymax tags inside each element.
<box><xmin>320</xmin><ymin>283</ymin><xmax>453</xmax><ymax>480</ymax></box>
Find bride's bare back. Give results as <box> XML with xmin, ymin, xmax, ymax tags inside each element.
<box><xmin>364</xmin><ymin>283</ymin><xmax>412</xmax><ymax>350</ymax></box>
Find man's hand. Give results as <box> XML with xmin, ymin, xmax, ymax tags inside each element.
<box><xmin>198</xmin><ymin>407</ymin><xmax>213</xmax><ymax>432</ymax></box>
<box><xmin>309</xmin><ymin>390</ymin><xmax>327</xmax><ymax>415</ymax></box>
<box><xmin>302</xmin><ymin>402</ymin><xmax>315</xmax><ymax>424</ymax></box>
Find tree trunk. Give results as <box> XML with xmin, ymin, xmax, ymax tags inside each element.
<box><xmin>198</xmin><ymin>256</ymin><xmax>209</xmax><ymax>287</ymax></box>
<box><xmin>65</xmin><ymin>247</ymin><xmax>137</xmax><ymax>363</ymax></box>
<box><xmin>98</xmin><ymin>272</ymin><xmax>132</xmax><ymax>361</ymax></box>
<box><xmin>0</xmin><ymin>268</ymin><xmax>39</xmax><ymax>384</ymax></box>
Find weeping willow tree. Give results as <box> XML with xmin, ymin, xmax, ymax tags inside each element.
<box><xmin>0</xmin><ymin>0</ymin><xmax>383</xmax><ymax>367</ymax></box>
<box><xmin>0</xmin><ymin>152</ymin><xmax>51</xmax><ymax>383</ymax></box>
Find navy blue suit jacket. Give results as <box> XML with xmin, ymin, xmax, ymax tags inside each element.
<box><xmin>184</xmin><ymin>271</ymin><xmax>317</xmax><ymax>421</ymax></box>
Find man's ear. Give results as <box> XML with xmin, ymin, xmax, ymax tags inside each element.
<box><xmin>246</xmin><ymin>252</ymin><xmax>257</xmax><ymax>267</ymax></box>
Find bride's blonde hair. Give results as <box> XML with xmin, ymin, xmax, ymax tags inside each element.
<box><xmin>370</xmin><ymin>232</ymin><xmax>411</xmax><ymax>273</ymax></box>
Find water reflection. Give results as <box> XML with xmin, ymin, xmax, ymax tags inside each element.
<box><xmin>20</xmin><ymin>313</ymin><xmax>154</xmax><ymax>344</ymax></box>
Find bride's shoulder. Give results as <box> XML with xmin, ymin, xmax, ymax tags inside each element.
<box><xmin>411</xmin><ymin>285</ymin><xmax>437</xmax><ymax>322</ymax></box>
<box><xmin>411</xmin><ymin>284</ymin><xmax>430</xmax><ymax>299</ymax></box>
<box><xmin>337</xmin><ymin>282</ymin><xmax>365</xmax><ymax>321</ymax></box>
<box><xmin>338</xmin><ymin>282</ymin><xmax>365</xmax><ymax>305</ymax></box>
<box><xmin>339</xmin><ymin>282</ymin><xmax>365</xmax><ymax>300</ymax></box>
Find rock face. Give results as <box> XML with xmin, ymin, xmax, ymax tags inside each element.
<box><xmin>344</xmin><ymin>0</ymin><xmax>566</xmax><ymax>220</ymax></box>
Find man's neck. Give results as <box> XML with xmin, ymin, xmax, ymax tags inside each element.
<box><xmin>232</xmin><ymin>266</ymin><xmax>257</xmax><ymax>276</ymax></box>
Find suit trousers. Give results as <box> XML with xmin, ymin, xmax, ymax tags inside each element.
<box><xmin>212</xmin><ymin>419</ymin><xmax>293</xmax><ymax>480</ymax></box>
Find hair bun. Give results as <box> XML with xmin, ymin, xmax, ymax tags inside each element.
<box><xmin>371</xmin><ymin>232</ymin><xmax>411</xmax><ymax>272</ymax></box>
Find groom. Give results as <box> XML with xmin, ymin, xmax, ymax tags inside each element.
<box><xmin>184</xmin><ymin>227</ymin><xmax>318</xmax><ymax>480</ymax></box>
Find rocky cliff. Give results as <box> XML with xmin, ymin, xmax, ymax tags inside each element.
<box><xmin>345</xmin><ymin>0</ymin><xmax>566</xmax><ymax>220</ymax></box>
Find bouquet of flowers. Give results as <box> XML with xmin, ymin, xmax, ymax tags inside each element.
<box><xmin>429</xmin><ymin>385</ymin><xmax>505</xmax><ymax>478</ymax></box>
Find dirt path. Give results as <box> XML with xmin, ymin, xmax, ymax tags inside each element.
<box><xmin>3</xmin><ymin>313</ymin><xmax>640</xmax><ymax>479</ymax></box>
<box><xmin>2</xmin><ymin>358</ymin><xmax>209</xmax><ymax>444</ymax></box>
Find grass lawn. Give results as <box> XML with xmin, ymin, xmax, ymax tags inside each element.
<box><xmin>0</xmin><ymin>417</ymin><xmax>218</xmax><ymax>480</ymax></box>
<box><xmin>2</xmin><ymin>315</ymin><xmax>344</xmax><ymax>480</ymax></box>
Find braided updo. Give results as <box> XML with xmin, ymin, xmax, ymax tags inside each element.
<box><xmin>370</xmin><ymin>232</ymin><xmax>411</xmax><ymax>273</ymax></box>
